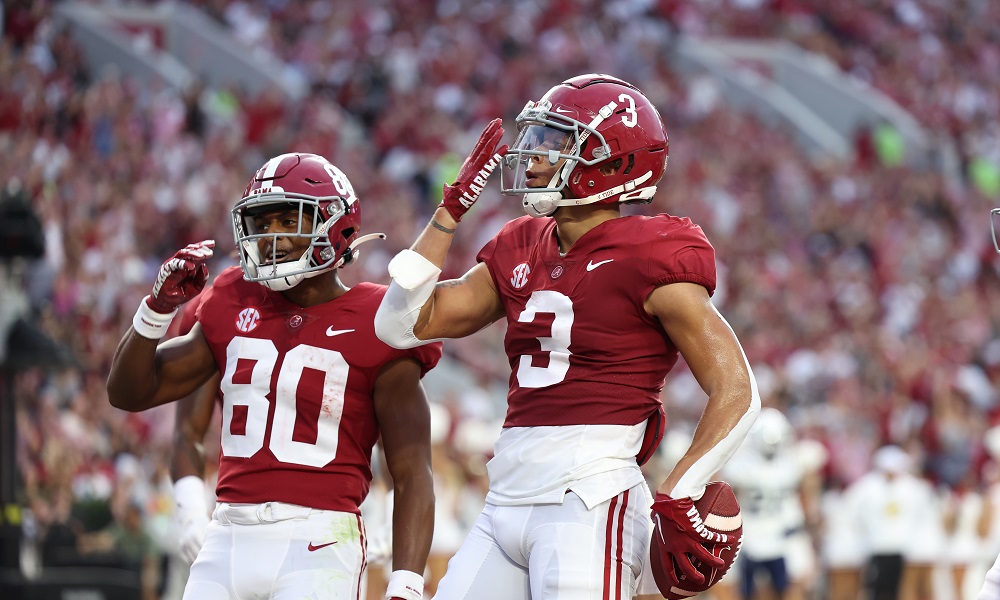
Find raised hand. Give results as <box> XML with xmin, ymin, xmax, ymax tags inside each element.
<box><xmin>650</xmin><ymin>493</ymin><xmax>726</xmax><ymax>587</ymax></box>
<box><xmin>440</xmin><ymin>118</ymin><xmax>509</xmax><ymax>222</ymax></box>
<box><xmin>147</xmin><ymin>240</ymin><xmax>215</xmax><ymax>314</ymax></box>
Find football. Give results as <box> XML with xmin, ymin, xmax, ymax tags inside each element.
<box><xmin>650</xmin><ymin>481</ymin><xmax>743</xmax><ymax>600</ymax></box>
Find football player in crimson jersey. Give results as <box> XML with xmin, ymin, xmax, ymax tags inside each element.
<box><xmin>107</xmin><ymin>153</ymin><xmax>443</xmax><ymax>600</ymax></box>
<box><xmin>375</xmin><ymin>73</ymin><xmax>761</xmax><ymax>600</ymax></box>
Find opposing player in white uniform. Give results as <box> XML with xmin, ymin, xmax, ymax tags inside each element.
<box><xmin>374</xmin><ymin>74</ymin><xmax>760</xmax><ymax>600</ymax></box>
<box><xmin>107</xmin><ymin>153</ymin><xmax>443</xmax><ymax>600</ymax></box>
<box><xmin>723</xmin><ymin>408</ymin><xmax>820</xmax><ymax>600</ymax></box>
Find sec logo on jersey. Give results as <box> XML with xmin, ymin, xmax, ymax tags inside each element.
<box><xmin>236</xmin><ymin>307</ymin><xmax>261</xmax><ymax>332</ymax></box>
<box><xmin>511</xmin><ymin>263</ymin><xmax>531</xmax><ymax>289</ymax></box>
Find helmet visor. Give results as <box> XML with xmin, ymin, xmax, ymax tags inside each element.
<box><xmin>501</xmin><ymin>124</ymin><xmax>576</xmax><ymax>195</ymax></box>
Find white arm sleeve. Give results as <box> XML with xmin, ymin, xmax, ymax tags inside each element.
<box><xmin>374</xmin><ymin>249</ymin><xmax>443</xmax><ymax>349</ymax></box>
<box><xmin>670</xmin><ymin>322</ymin><xmax>761</xmax><ymax>500</ymax></box>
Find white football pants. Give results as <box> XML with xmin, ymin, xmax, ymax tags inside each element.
<box><xmin>183</xmin><ymin>501</ymin><xmax>366</xmax><ymax>600</ymax></box>
<box><xmin>433</xmin><ymin>482</ymin><xmax>652</xmax><ymax>600</ymax></box>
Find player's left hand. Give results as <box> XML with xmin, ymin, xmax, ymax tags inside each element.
<box><xmin>172</xmin><ymin>475</ymin><xmax>212</xmax><ymax>564</ymax></box>
<box><xmin>650</xmin><ymin>493</ymin><xmax>726</xmax><ymax>586</ymax></box>
<box><xmin>439</xmin><ymin>118</ymin><xmax>508</xmax><ymax>222</ymax></box>
<box><xmin>176</xmin><ymin>507</ymin><xmax>210</xmax><ymax>564</ymax></box>
<box><xmin>147</xmin><ymin>240</ymin><xmax>215</xmax><ymax>314</ymax></box>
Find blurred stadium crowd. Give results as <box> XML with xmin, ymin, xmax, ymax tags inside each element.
<box><xmin>2</xmin><ymin>0</ymin><xmax>1000</xmax><ymax>598</ymax></box>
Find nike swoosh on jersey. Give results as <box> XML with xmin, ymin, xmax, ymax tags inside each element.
<box><xmin>325</xmin><ymin>327</ymin><xmax>356</xmax><ymax>337</ymax></box>
<box><xmin>554</xmin><ymin>107</ymin><xmax>573</xmax><ymax>113</ymax></box>
<box><xmin>307</xmin><ymin>541</ymin><xmax>338</xmax><ymax>552</ymax></box>
<box><xmin>585</xmin><ymin>259</ymin><xmax>614</xmax><ymax>271</ymax></box>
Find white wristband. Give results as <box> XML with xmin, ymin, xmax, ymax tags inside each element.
<box><xmin>172</xmin><ymin>476</ymin><xmax>209</xmax><ymax>515</ymax></box>
<box><xmin>132</xmin><ymin>296</ymin><xmax>177</xmax><ymax>339</ymax></box>
<box><xmin>385</xmin><ymin>569</ymin><xmax>424</xmax><ymax>600</ymax></box>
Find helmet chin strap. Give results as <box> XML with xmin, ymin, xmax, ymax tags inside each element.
<box><xmin>523</xmin><ymin>191</ymin><xmax>563</xmax><ymax>217</ymax></box>
<box><xmin>522</xmin><ymin>169</ymin><xmax>567</xmax><ymax>217</ymax></box>
<box><xmin>258</xmin><ymin>259</ymin><xmax>307</xmax><ymax>291</ymax></box>
<box><xmin>522</xmin><ymin>170</ymin><xmax>657</xmax><ymax>218</ymax></box>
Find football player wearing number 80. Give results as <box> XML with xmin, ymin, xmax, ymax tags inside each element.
<box><xmin>374</xmin><ymin>73</ymin><xmax>761</xmax><ymax>600</ymax></box>
<box><xmin>107</xmin><ymin>153</ymin><xmax>443</xmax><ymax>600</ymax></box>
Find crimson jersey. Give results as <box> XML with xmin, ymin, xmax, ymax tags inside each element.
<box><xmin>477</xmin><ymin>214</ymin><xmax>715</xmax><ymax>428</ymax></box>
<box><xmin>194</xmin><ymin>267</ymin><xmax>442</xmax><ymax>514</ymax></box>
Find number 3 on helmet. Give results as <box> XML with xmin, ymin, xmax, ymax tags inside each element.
<box><xmin>500</xmin><ymin>73</ymin><xmax>669</xmax><ymax>217</ymax></box>
<box><xmin>233</xmin><ymin>153</ymin><xmax>380</xmax><ymax>291</ymax></box>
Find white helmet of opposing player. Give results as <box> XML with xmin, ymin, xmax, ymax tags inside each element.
<box><xmin>748</xmin><ymin>407</ymin><xmax>794</xmax><ymax>460</ymax></box>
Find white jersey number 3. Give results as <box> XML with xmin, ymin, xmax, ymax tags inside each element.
<box><xmin>219</xmin><ymin>337</ymin><xmax>346</xmax><ymax>467</ymax></box>
<box><xmin>515</xmin><ymin>290</ymin><xmax>574</xmax><ymax>388</ymax></box>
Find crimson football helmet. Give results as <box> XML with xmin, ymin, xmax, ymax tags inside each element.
<box><xmin>500</xmin><ymin>73</ymin><xmax>669</xmax><ymax>217</ymax></box>
<box><xmin>233</xmin><ymin>153</ymin><xmax>381</xmax><ymax>291</ymax></box>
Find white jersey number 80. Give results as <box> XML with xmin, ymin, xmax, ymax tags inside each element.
<box><xmin>218</xmin><ymin>337</ymin><xmax>346</xmax><ymax>467</ymax></box>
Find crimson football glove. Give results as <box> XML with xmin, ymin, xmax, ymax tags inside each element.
<box><xmin>147</xmin><ymin>240</ymin><xmax>215</xmax><ymax>314</ymax></box>
<box><xmin>650</xmin><ymin>493</ymin><xmax>727</xmax><ymax>587</ymax></box>
<box><xmin>439</xmin><ymin>118</ymin><xmax>508</xmax><ymax>222</ymax></box>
